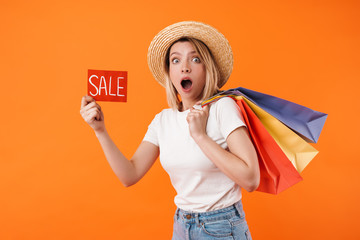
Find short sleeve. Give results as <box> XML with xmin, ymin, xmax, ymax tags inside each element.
<box><xmin>215</xmin><ymin>97</ymin><xmax>246</xmax><ymax>140</ymax></box>
<box><xmin>142</xmin><ymin>113</ymin><xmax>160</xmax><ymax>146</ymax></box>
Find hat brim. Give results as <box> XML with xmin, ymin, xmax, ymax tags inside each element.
<box><xmin>147</xmin><ymin>21</ymin><xmax>233</xmax><ymax>88</ymax></box>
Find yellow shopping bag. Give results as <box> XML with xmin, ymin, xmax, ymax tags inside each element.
<box><xmin>239</xmin><ymin>96</ymin><xmax>318</xmax><ymax>173</ymax></box>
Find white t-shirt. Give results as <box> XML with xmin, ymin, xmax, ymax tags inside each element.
<box><xmin>143</xmin><ymin>97</ymin><xmax>246</xmax><ymax>212</ymax></box>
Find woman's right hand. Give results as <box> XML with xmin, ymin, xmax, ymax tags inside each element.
<box><xmin>80</xmin><ymin>96</ymin><xmax>105</xmax><ymax>133</ymax></box>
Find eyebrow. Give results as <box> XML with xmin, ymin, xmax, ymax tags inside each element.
<box><xmin>170</xmin><ymin>51</ymin><xmax>197</xmax><ymax>57</ymax></box>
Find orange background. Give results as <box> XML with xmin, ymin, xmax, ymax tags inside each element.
<box><xmin>1</xmin><ymin>0</ymin><xmax>359</xmax><ymax>239</ymax></box>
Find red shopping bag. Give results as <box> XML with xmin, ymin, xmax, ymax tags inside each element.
<box><xmin>237</xmin><ymin>98</ymin><xmax>303</xmax><ymax>194</ymax></box>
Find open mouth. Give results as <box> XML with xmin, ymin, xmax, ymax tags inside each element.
<box><xmin>181</xmin><ymin>79</ymin><xmax>193</xmax><ymax>90</ymax></box>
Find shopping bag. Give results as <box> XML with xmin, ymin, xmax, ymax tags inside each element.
<box><xmin>240</xmin><ymin>96</ymin><xmax>319</xmax><ymax>173</ymax></box>
<box><xmin>236</xmin><ymin>97</ymin><xmax>303</xmax><ymax>194</ymax></box>
<box><xmin>202</xmin><ymin>88</ymin><xmax>327</xmax><ymax>143</ymax></box>
<box><xmin>229</xmin><ymin>87</ymin><xmax>327</xmax><ymax>143</ymax></box>
<box><xmin>201</xmin><ymin>87</ymin><xmax>327</xmax><ymax>194</ymax></box>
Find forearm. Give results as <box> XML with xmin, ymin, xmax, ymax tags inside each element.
<box><xmin>194</xmin><ymin>134</ymin><xmax>259</xmax><ymax>192</ymax></box>
<box><xmin>95</xmin><ymin>129</ymin><xmax>137</xmax><ymax>187</ymax></box>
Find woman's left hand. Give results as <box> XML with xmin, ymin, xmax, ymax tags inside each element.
<box><xmin>186</xmin><ymin>103</ymin><xmax>210</xmax><ymax>142</ymax></box>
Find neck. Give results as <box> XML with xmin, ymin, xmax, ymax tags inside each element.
<box><xmin>181</xmin><ymin>99</ymin><xmax>199</xmax><ymax>111</ymax></box>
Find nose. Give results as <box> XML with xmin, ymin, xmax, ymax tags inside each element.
<box><xmin>181</xmin><ymin>62</ymin><xmax>191</xmax><ymax>73</ymax></box>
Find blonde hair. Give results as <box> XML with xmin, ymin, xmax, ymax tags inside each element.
<box><xmin>164</xmin><ymin>38</ymin><xmax>221</xmax><ymax>110</ymax></box>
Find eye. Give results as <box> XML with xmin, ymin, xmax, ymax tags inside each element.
<box><xmin>171</xmin><ymin>58</ymin><xmax>179</xmax><ymax>64</ymax></box>
<box><xmin>192</xmin><ymin>57</ymin><xmax>201</xmax><ymax>63</ymax></box>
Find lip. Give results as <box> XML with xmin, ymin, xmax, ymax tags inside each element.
<box><xmin>180</xmin><ymin>76</ymin><xmax>193</xmax><ymax>92</ymax></box>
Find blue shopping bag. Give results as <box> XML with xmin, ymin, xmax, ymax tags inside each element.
<box><xmin>205</xmin><ymin>87</ymin><xmax>327</xmax><ymax>143</ymax></box>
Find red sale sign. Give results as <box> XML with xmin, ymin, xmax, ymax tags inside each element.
<box><xmin>87</xmin><ymin>69</ymin><xmax>127</xmax><ymax>102</ymax></box>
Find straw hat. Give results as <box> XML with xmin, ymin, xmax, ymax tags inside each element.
<box><xmin>147</xmin><ymin>21</ymin><xmax>233</xmax><ymax>88</ymax></box>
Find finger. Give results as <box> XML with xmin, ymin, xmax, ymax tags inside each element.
<box><xmin>186</xmin><ymin>114</ymin><xmax>195</xmax><ymax>122</ymax></box>
<box><xmin>202</xmin><ymin>104</ymin><xmax>210</xmax><ymax>114</ymax></box>
<box><xmin>99</xmin><ymin>110</ymin><xmax>104</xmax><ymax>121</ymax></box>
<box><xmin>190</xmin><ymin>108</ymin><xmax>201</xmax><ymax>113</ymax></box>
<box><xmin>85</xmin><ymin>112</ymin><xmax>98</xmax><ymax>123</ymax></box>
<box><xmin>81</xmin><ymin>95</ymin><xmax>95</xmax><ymax>108</ymax></box>
<box><xmin>86</xmin><ymin>109</ymin><xmax>101</xmax><ymax>122</ymax></box>
<box><xmin>87</xmin><ymin>108</ymin><xmax>101</xmax><ymax>119</ymax></box>
<box><xmin>187</xmin><ymin>111</ymin><xmax>200</xmax><ymax>119</ymax></box>
<box><xmin>190</xmin><ymin>107</ymin><xmax>207</xmax><ymax>117</ymax></box>
<box><xmin>83</xmin><ymin>101</ymin><xmax>98</xmax><ymax>111</ymax></box>
<box><xmin>81</xmin><ymin>101</ymin><xmax>101</xmax><ymax>113</ymax></box>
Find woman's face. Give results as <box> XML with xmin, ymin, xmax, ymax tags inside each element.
<box><xmin>169</xmin><ymin>41</ymin><xmax>206</xmax><ymax>105</ymax></box>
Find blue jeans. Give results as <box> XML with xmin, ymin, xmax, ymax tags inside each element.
<box><xmin>172</xmin><ymin>200</ymin><xmax>252</xmax><ymax>240</ymax></box>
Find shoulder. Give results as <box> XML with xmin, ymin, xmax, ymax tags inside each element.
<box><xmin>155</xmin><ymin>108</ymin><xmax>175</xmax><ymax>118</ymax></box>
<box><xmin>210</xmin><ymin>96</ymin><xmax>239</xmax><ymax>113</ymax></box>
<box><xmin>150</xmin><ymin>108</ymin><xmax>176</xmax><ymax>124</ymax></box>
<box><xmin>209</xmin><ymin>96</ymin><xmax>246</xmax><ymax>128</ymax></box>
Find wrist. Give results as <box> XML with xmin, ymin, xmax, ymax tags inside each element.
<box><xmin>192</xmin><ymin>132</ymin><xmax>209</xmax><ymax>144</ymax></box>
<box><xmin>94</xmin><ymin>127</ymin><xmax>107</xmax><ymax>138</ymax></box>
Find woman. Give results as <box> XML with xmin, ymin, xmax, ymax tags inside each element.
<box><xmin>80</xmin><ymin>21</ymin><xmax>260</xmax><ymax>240</ymax></box>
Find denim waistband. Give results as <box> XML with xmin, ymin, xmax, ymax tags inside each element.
<box><xmin>175</xmin><ymin>201</ymin><xmax>245</xmax><ymax>224</ymax></box>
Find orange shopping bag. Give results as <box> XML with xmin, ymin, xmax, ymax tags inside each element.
<box><xmin>237</xmin><ymin>98</ymin><xmax>303</xmax><ymax>194</ymax></box>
